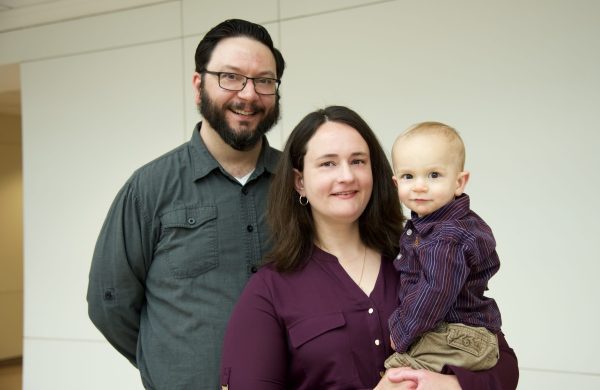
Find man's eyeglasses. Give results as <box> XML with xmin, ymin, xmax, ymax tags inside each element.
<box><xmin>202</xmin><ymin>70</ymin><xmax>280</xmax><ymax>95</ymax></box>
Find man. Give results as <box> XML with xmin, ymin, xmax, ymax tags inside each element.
<box><xmin>87</xmin><ymin>19</ymin><xmax>285</xmax><ymax>390</ymax></box>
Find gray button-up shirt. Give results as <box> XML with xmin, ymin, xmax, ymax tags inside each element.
<box><xmin>87</xmin><ymin>122</ymin><xmax>280</xmax><ymax>390</ymax></box>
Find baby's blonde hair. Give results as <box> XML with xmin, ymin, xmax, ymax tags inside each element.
<box><xmin>393</xmin><ymin>121</ymin><xmax>466</xmax><ymax>170</ymax></box>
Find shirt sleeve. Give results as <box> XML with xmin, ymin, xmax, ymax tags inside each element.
<box><xmin>220</xmin><ymin>273</ymin><xmax>288</xmax><ymax>390</ymax></box>
<box><xmin>86</xmin><ymin>178</ymin><xmax>153</xmax><ymax>365</ymax></box>
<box><xmin>444</xmin><ymin>332</ymin><xmax>519</xmax><ymax>390</ymax></box>
<box><xmin>389</xmin><ymin>239</ymin><xmax>469</xmax><ymax>352</ymax></box>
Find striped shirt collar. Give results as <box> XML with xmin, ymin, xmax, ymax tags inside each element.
<box><xmin>409</xmin><ymin>193</ymin><xmax>471</xmax><ymax>232</ymax></box>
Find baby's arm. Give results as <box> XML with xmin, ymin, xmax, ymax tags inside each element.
<box><xmin>390</xmin><ymin>240</ymin><xmax>469</xmax><ymax>352</ymax></box>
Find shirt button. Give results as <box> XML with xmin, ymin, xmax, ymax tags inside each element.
<box><xmin>375</xmin><ymin>339</ymin><xmax>381</xmax><ymax>346</ymax></box>
<box><xmin>250</xmin><ymin>266</ymin><xmax>258</xmax><ymax>273</ymax></box>
<box><xmin>406</xmin><ymin>229</ymin><xmax>412</xmax><ymax>236</ymax></box>
<box><xmin>187</xmin><ymin>218</ymin><xmax>196</xmax><ymax>225</ymax></box>
<box><xmin>246</xmin><ymin>225</ymin><xmax>254</xmax><ymax>232</ymax></box>
<box><xmin>103</xmin><ymin>290</ymin><xmax>114</xmax><ymax>301</ymax></box>
<box><xmin>241</xmin><ymin>187</ymin><xmax>248</xmax><ymax>195</ymax></box>
<box><xmin>368</xmin><ymin>308</ymin><xmax>374</xmax><ymax>314</ymax></box>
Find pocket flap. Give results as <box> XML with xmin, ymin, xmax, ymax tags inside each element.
<box><xmin>161</xmin><ymin>206</ymin><xmax>217</xmax><ymax>229</ymax></box>
<box><xmin>447</xmin><ymin>324</ymin><xmax>490</xmax><ymax>357</ymax></box>
<box><xmin>288</xmin><ymin>312</ymin><xmax>346</xmax><ymax>348</ymax></box>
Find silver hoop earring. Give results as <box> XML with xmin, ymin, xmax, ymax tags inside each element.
<box><xmin>299</xmin><ymin>195</ymin><xmax>309</xmax><ymax>206</ymax></box>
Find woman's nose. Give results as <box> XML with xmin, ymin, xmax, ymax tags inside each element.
<box><xmin>338</xmin><ymin>163</ymin><xmax>355</xmax><ymax>182</ymax></box>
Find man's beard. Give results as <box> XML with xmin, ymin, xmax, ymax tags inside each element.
<box><xmin>199</xmin><ymin>87</ymin><xmax>280</xmax><ymax>151</ymax></box>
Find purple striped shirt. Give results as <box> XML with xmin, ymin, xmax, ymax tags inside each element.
<box><xmin>389</xmin><ymin>194</ymin><xmax>502</xmax><ymax>353</ymax></box>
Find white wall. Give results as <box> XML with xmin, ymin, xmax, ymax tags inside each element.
<box><xmin>1</xmin><ymin>0</ymin><xmax>599</xmax><ymax>388</ymax></box>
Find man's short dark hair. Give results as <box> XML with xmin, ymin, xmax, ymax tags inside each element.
<box><xmin>195</xmin><ymin>19</ymin><xmax>285</xmax><ymax>79</ymax></box>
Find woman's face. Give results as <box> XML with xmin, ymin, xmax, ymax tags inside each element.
<box><xmin>294</xmin><ymin>121</ymin><xmax>373</xmax><ymax>228</ymax></box>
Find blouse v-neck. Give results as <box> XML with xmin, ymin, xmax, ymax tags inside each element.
<box><xmin>313</xmin><ymin>245</ymin><xmax>383</xmax><ymax>299</ymax></box>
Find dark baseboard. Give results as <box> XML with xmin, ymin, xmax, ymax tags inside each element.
<box><xmin>0</xmin><ymin>357</ymin><xmax>22</xmax><ymax>367</ymax></box>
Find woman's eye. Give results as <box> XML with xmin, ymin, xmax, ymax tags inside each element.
<box><xmin>320</xmin><ymin>161</ymin><xmax>335</xmax><ymax>167</ymax></box>
<box><xmin>351</xmin><ymin>159</ymin><xmax>366</xmax><ymax>165</ymax></box>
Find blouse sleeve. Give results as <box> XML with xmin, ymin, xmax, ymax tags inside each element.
<box><xmin>443</xmin><ymin>332</ymin><xmax>519</xmax><ymax>390</ymax></box>
<box><xmin>220</xmin><ymin>272</ymin><xmax>288</xmax><ymax>390</ymax></box>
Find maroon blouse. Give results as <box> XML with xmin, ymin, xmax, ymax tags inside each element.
<box><xmin>220</xmin><ymin>246</ymin><xmax>518</xmax><ymax>389</ymax></box>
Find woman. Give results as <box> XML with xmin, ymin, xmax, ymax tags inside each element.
<box><xmin>220</xmin><ymin>106</ymin><xmax>518</xmax><ymax>389</ymax></box>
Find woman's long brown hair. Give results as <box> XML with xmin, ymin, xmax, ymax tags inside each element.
<box><xmin>265</xmin><ymin>106</ymin><xmax>404</xmax><ymax>272</ymax></box>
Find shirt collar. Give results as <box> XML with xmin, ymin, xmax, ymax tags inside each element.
<box><xmin>189</xmin><ymin>122</ymin><xmax>280</xmax><ymax>182</ymax></box>
<box><xmin>312</xmin><ymin>244</ymin><xmax>338</xmax><ymax>262</ymax></box>
<box><xmin>410</xmin><ymin>193</ymin><xmax>471</xmax><ymax>231</ymax></box>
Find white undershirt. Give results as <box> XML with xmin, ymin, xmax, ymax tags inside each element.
<box><xmin>235</xmin><ymin>169</ymin><xmax>255</xmax><ymax>185</ymax></box>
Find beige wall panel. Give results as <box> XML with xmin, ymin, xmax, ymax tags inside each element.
<box><xmin>280</xmin><ymin>0</ymin><xmax>381</xmax><ymax>19</ymax></box>
<box><xmin>21</xmin><ymin>39</ymin><xmax>185</xmax><ymax>341</ymax></box>
<box><xmin>23</xmin><ymin>338</ymin><xmax>144</xmax><ymax>390</ymax></box>
<box><xmin>280</xmin><ymin>0</ymin><xmax>600</xmax><ymax>375</ymax></box>
<box><xmin>0</xmin><ymin>0</ymin><xmax>168</xmax><ymax>32</ymax></box>
<box><xmin>519</xmin><ymin>369</ymin><xmax>600</xmax><ymax>390</ymax></box>
<box><xmin>182</xmin><ymin>0</ymin><xmax>278</xmax><ymax>37</ymax></box>
<box><xmin>0</xmin><ymin>2</ymin><xmax>181</xmax><ymax>65</ymax></box>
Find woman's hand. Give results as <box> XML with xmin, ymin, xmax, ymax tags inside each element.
<box><xmin>385</xmin><ymin>367</ymin><xmax>461</xmax><ymax>390</ymax></box>
<box><xmin>373</xmin><ymin>370</ymin><xmax>417</xmax><ymax>390</ymax></box>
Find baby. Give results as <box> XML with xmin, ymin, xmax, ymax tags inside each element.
<box><xmin>386</xmin><ymin>121</ymin><xmax>502</xmax><ymax>372</ymax></box>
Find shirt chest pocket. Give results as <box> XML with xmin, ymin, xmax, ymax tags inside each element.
<box><xmin>288</xmin><ymin>312</ymin><xmax>346</xmax><ymax>349</ymax></box>
<box><xmin>287</xmin><ymin>312</ymin><xmax>355</xmax><ymax>379</ymax></box>
<box><xmin>158</xmin><ymin>206</ymin><xmax>218</xmax><ymax>278</ymax></box>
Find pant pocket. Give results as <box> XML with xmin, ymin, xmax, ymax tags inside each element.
<box><xmin>446</xmin><ymin>323</ymin><xmax>495</xmax><ymax>357</ymax></box>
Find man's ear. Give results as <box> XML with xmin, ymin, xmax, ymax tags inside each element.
<box><xmin>455</xmin><ymin>171</ymin><xmax>470</xmax><ymax>196</ymax></box>
<box><xmin>193</xmin><ymin>72</ymin><xmax>202</xmax><ymax>105</ymax></box>
<box><xmin>293</xmin><ymin>168</ymin><xmax>304</xmax><ymax>195</ymax></box>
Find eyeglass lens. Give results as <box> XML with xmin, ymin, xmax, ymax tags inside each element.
<box><xmin>219</xmin><ymin>73</ymin><xmax>277</xmax><ymax>95</ymax></box>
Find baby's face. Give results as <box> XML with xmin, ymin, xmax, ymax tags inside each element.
<box><xmin>392</xmin><ymin>132</ymin><xmax>467</xmax><ymax>217</ymax></box>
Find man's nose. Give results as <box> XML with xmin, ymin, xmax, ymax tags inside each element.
<box><xmin>237</xmin><ymin>79</ymin><xmax>259</xmax><ymax>100</ymax></box>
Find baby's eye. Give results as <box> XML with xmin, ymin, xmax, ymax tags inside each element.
<box><xmin>400</xmin><ymin>174</ymin><xmax>413</xmax><ymax>180</ymax></box>
<box><xmin>429</xmin><ymin>172</ymin><xmax>440</xmax><ymax>179</ymax></box>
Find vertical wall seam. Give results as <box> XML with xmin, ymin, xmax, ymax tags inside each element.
<box><xmin>178</xmin><ymin>0</ymin><xmax>188</xmax><ymax>142</ymax></box>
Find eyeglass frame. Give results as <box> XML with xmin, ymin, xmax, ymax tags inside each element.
<box><xmin>201</xmin><ymin>70</ymin><xmax>281</xmax><ymax>95</ymax></box>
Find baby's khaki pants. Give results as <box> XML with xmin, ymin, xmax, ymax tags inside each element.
<box><xmin>385</xmin><ymin>323</ymin><xmax>499</xmax><ymax>372</ymax></box>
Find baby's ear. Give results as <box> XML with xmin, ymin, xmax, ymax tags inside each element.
<box><xmin>455</xmin><ymin>171</ymin><xmax>470</xmax><ymax>196</ymax></box>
